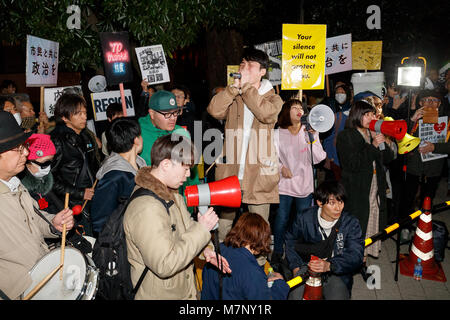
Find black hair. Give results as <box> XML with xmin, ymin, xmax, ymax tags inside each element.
<box><xmin>106</xmin><ymin>117</ymin><xmax>141</xmax><ymax>154</ymax></box>
<box><xmin>54</xmin><ymin>93</ymin><xmax>86</xmax><ymax>123</ymax></box>
<box><xmin>151</xmin><ymin>134</ymin><xmax>194</xmax><ymax>168</ymax></box>
<box><xmin>1</xmin><ymin>80</ymin><xmax>17</xmax><ymax>90</ymax></box>
<box><xmin>106</xmin><ymin>102</ymin><xmax>123</xmax><ymax>120</ymax></box>
<box><xmin>241</xmin><ymin>47</ymin><xmax>269</xmax><ymax>70</ymax></box>
<box><xmin>314</xmin><ymin>180</ymin><xmax>347</xmax><ymax>205</ymax></box>
<box><xmin>277</xmin><ymin>99</ymin><xmax>303</xmax><ymax>129</ymax></box>
<box><xmin>417</xmin><ymin>89</ymin><xmax>442</xmax><ymax>102</ymax></box>
<box><xmin>0</xmin><ymin>95</ymin><xmax>16</xmax><ymax>110</ymax></box>
<box><xmin>347</xmin><ymin>100</ymin><xmax>376</xmax><ymax>129</ymax></box>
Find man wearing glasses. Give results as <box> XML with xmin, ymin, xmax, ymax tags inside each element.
<box><xmin>0</xmin><ymin>111</ymin><xmax>74</xmax><ymax>300</ymax></box>
<box><xmin>401</xmin><ymin>89</ymin><xmax>450</xmax><ymax>218</ymax></box>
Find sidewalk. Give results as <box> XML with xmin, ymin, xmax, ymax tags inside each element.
<box><xmin>351</xmin><ymin>177</ymin><xmax>450</xmax><ymax>300</ymax></box>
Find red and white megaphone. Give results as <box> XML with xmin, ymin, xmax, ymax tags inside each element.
<box><xmin>185</xmin><ymin>176</ymin><xmax>242</xmax><ymax>230</ymax></box>
<box><xmin>369</xmin><ymin>119</ymin><xmax>407</xmax><ymax>150</ymax></box>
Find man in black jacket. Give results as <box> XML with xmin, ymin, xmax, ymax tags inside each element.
<box><xmin>50</xmin><ymin>93</ymin><xmax>100</xmax><ymax>236</ymax></box>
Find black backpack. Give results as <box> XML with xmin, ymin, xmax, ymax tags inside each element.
<box><xmin>92</xmin><ymin>187</ymin><xmax>172</xmax><ymax>300</ymax></box>
<box><xmin>433</xmin><ymin>220</ymin><xmax>449</xmax><ymax>262</ymax></box>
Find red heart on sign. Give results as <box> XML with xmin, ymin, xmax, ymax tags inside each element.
<box><xmin>434</xmin><ymin>122</ymin><xmax>446</xmax><ymax>134</ymax></box>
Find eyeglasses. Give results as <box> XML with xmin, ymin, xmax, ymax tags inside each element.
<box><xmin>174</xmin><ymin>94</ymin><xmax>185</xmax><ymax>100</ymax></box>
<box><xmin>154</xmin><ymin>108</ymin><xmax>183</xmax><ymax>119</ymax></box>
<box><xmin>10</xmin><ymin>142</ymin><xmax>30</xmax><ymax>154</ymax></box>
<box><xmin>31</xmin><ymin>159</ymin><xmax>52</xmax><ymax>169</ymax></box>
<box><xmin>422</xmin><ymin>98</ymin><xmax>440</xmax><ymax>103</ymax></box>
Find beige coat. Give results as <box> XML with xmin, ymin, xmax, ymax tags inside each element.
<box><xmin>0</xmin><ymin>181</ymin><xmax>57</xmax><ymax>300</ymax></box>
<box><xmin>123</xmin><ymin>167</ymin><xmax>212</xmax><ymax>300</ymax></box>
<box><xmin>207</xmin><ymin>81</ymin><xmax>283</xmax><ymax>204</ymax></box>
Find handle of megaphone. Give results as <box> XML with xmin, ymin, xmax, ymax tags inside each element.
<box><xmin>199</xmin><ymin>205</ymin><xmax>219</xmax><ymax>230</ymax></box>
<box><xmin>379</xmin><ymin>142</ymin><xmax>385</xmax><ymax>150</ymax></box>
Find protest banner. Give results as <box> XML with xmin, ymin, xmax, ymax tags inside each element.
<box><xmin>135</xmin><ymin>44</ymin><xmax>170</xmax><ymax>85</ymax></box>
<box><xmin>44</xmin><ymin>85</ymin><xmax>82</xmax><ymax>117</ymax></box>
<box><xmin>325</xmin><ymin>34</ymin><xmax>352</xmax><ymax>75</ymax></box>
<box><xmin>227</xmin><ymin>65</ymin><xmax>239</xmax><ymax>86</ymax></box>
<box><xmin>352</xmin><ymin>41</ymin><xmax>382</xmax><ymax>70</ymax></box>
<box><xmin>255</xmin><ymin>40</ymin><xmax>282</xmax><ymax>86</ymax></box>
<box><xmin>281</xmin><ymin>24</ymin><xmax>327</xmax><ymax>90</ymax></box>
<box><xmin>418</xmin><ymin>116</ymin><xmax>448</xmax><ymax>162</ymax></box>
<box><xmin>90</xmin><ymin>89</ymin><xmax>135</xmax><ymax>121</ymax></box>
<box><xmin>26</xmin><ymin>35</ymin><xmax>59</xmax><ymax>87</ymax></box>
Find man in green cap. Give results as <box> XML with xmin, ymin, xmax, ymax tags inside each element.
<box><xmin>138</xmin><ymin>90</ymin><xmax>200</xmax><ymax>212</ymax></box>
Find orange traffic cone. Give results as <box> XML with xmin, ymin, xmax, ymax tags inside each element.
<box><xmin>302</xmin><ymin>255</ymin><xmax>323</xmax><ymax>300</ymax></box>
<box><xmin>399</xmin><ymin>197</ymin><xmax>446</xmax><ymax>282</ymax></box>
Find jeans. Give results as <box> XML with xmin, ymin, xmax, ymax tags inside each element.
<box><xmin>273</xmin><ymin>194</ymin><xmax>313</xmax><ymax>255</ymax></box>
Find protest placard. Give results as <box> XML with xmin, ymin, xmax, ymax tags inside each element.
<box><xmin>325</xmin><ymin>34</ymin><xmax>352</xmax><ymax>75</ymax></box>
<box><xmin>135</xmin><ymin>44</ymin><xmax>170</xmax><ymax>85</ymax></box>
<box><xmin>282</xmin><ymin>24</ymin><xmax>327</xmax><ymax>90</ymax></box>
<box><xmin>44</xmin><ymin>85</ymin><xmax>82</xmax><ymax>117</ymax></box>
<box><xmin>99</xmin><ymin>32</ymin><xmax>133</xmax><ymax>86</ymax></box>
<box><xmin>255</xmin><ymin>40</ymin><xmax>282</xmax><ymax>86</ymax></box>
<box><xmin>418</xmin><ymin>116</ymin><xmax>448</xmax><ymax>162</ymax></box>
<box><xmin>26</xmin><ymin>35</ymin><xmax>59</xmax><ymax>87</ymax></box>
<box><xmin>90</xmin><ymin>89</ymin><xmax>135</xmax><ymax>121</ymax></box>
<box><xmin>352</xmin><ymin>41</ymin><xmax>382</xmax><ymax>70</ymax></box>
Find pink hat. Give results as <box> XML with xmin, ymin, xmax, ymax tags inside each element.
<box><xmin>26</xmin><ymin>133</ymin><xmax>56</xmax><ymax>160</ymax></box>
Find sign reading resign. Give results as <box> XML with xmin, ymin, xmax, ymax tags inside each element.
<box><xmin>26</xmin><ymin>35</ymin><xmax>59</xmax><ymax>87</ymax></box>
<box><xmin>325</xmin><ymin>34</ymin><xmax>352</xmax><ymax>75</ymax></box>
<box><xmin>91</xmin><ymin>89</ymin><xmax>135</xmax><ymax>121</ymax></box>
<box><xmin>282</xmin><ymin>24</ymin><xmax>326</xmax><ymax>90</ymax></box>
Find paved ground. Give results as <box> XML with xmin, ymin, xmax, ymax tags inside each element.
<box><xmin>351</xmin><ymin>177</ymin><xmax>450</xmax><ymax>300</ymax></box>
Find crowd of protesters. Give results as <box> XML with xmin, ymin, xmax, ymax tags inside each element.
<box><xmin>0</xmin><ymin>48</ymin><xmax>449</xmax><ymax>301</ymax></box>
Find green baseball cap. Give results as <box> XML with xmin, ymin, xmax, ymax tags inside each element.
<box><xmin>148</xmin><ymin>90</ymin><xmax>178</xmax><ymax>111</ymax></box>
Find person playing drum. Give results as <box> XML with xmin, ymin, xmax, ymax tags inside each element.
<box><xmin>0</xmin><ymin>111</ymin><xmax>74</xmax><ymax>300</ymax></box>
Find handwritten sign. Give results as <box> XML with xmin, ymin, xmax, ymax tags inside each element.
<box><xmin>419</xmin><ymin>116</ymin><xmax>448</xmax><ymax>162</ymax></box>
<box><xmin>282</xmin><ymin>24</ymin><xmax>327</xmax><ymax>90</ymax></box>
<box><xmin>44</xmin><ymin>85</ymin><xmax>82</xmax><ymax>117</ymax></box>
<box><xmin>352</xmin><ymin>41</ymin><xmax>382</xmax><ymax>70</ymax></box>
<box><xmin>90</xmin><ymin>89</ymin><xmax>135</xmax><ymax>121</ymax></box>
<box><xmin>26</xmin><ymin>35</ymin><xmax>59</xmax><ymax>87</ymax></box>
<box><xmin>99</xmin><ymin>32</ymin><xmax>133</xmax><ymax>85</ymax></box>
<box><xmin>135</xmin><ymin>44</ymin><xmax>170</xmax><ymax>85</ymax></box>
<box><xmin>255</xmin><ymin>40</ymin><xmax>282</xmax><ymax>86</ymax></box>
<box><xmin>325</xmin><ymin>34</ymin><xmax>352</xmax><ymax>75</ymax></box>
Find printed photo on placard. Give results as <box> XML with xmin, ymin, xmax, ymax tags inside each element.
<box><xmin>419</xmin><ymin>116</ymin><xmax>448</xmax><ymax>162</ymax></box>
<box><xmin>135</xmin><ymin>45</ymin><xmax>170</xmax><ymax>85</ymax></box>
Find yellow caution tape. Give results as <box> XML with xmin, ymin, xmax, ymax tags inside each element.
<box><xmin>287</xmin><ymin>275</ymin><xmax>303</xmax><ymax>288</ymax></box>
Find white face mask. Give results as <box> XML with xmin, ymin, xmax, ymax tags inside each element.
<box><xmin>335</xmin><ymin>93</ymin><xmax>347</xmax><ymax>105</ymax></box>
<box><xmin>13</xmin><ymin>112</ymin><xmax>22</xmax><ymax>125</ymax></box>
<box><xmin>32</xmin><ymin>165</ymin><xmax>51</xmax><ymax>178</ymax></box>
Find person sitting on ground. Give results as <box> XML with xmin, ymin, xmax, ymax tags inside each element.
<box><xmin>91</xmin><ymin>118</ymin><xmax>146</xmax><ymax>236</ymax></box>
<box><xmin>123</xmin><ymin>134</ymin><xmax>230</xmax><ymax>300</ymax></box>
<box><xmin>285</xmin><ymin>180</ymin><xmax>364</xmax><ymax>300</ymax></box>
<box><xmin>201</xmin><ymin>212</ymin><xmax>290</xmax><ymax>300</ymax></box>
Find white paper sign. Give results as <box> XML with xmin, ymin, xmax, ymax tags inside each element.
<box><xmin>135</xmin><ymin>45</ymin><xmax>170</xmax><ymax>85</ymax></box>
<box><xmin>26</xmin><ymin>35</ymin><xmax>59</xmax><ymax>87</ymax></box>
<box><xmin>419</xmin><ymin>116</ymin><xmax>448</xmax><ymax>162</ymax></box>
<box><xmin>90</xmin><ymin>89</ymin><xmax>135</xmax><ymax>121</ymax></box>
<box><xmin>325</xmin><ymin>34</ymin><xmax>352</xmax><ymax>75</ymax></box>
<box><xmin>255</xmin><ymin>40</ymin><xmax>282</xmax><ymax>86</ymax></box>
<box><xmin>44</xmin><ymin>85</ymin><xmax>82</xmax><ymax>117</ymax></box>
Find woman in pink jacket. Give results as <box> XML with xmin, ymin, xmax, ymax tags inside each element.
<box><xmin>272</xmin><ymin>99</ymin><xmax>327</xmax><ymax>263</ymax></box>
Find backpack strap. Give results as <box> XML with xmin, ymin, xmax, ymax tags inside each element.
<box><xmin>125</xmin><ymin>187</ymin><xmax>173</xmax><ymax>295</ymax></box>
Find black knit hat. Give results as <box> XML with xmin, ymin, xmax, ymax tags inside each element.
<box><xmin>0</xmin><ymin>111</ymin><xmax>32</xmax><ymax>153</ymax></box>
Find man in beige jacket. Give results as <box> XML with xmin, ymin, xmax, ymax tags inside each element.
<box><xmin>124</xmin><ymin>134</ymin><xmax>230</xmax><ymax>300</ymax></box>
<box><xmin>207</xmin><ymin>47</ymin><xmax>283</xmax><ymax>242</ymax></box>
<box><xmin>0</xmin><ymin>111</ymin><xmax>74</xmax><ymax>300</ymax></box>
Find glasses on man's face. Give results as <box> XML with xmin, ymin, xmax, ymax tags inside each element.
<box><xmin>10</xmin><ymin>142</ymin><xmax>30</xmax><ymax>154</ymax></box>
<box><xmin>422</xmin><ymin>98</ymin><xmax>440</xmax><ymax>104</ymax></box>
<box><xmin>154</xmin><ymin>108</ymin><xmax>183</xmax><ymax>119</ymax></box>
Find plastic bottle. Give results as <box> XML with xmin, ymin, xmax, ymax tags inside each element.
<box><xmin>413</xmin><ymin>258</ymin><xmax>423</xmax><ymax>281</ymax></box>
<box><xmin>267</xmin><ymin>267</ymin><xmax>274</xmax><ymax>288</ymax></box>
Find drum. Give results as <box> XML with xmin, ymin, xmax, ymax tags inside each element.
<box><xmin>82</xmin><ymin>236</ymin><xmax>96</xmax><ymax>258</ymax></box>
<box><xmin>22</xmin><ymin>246</ymin><xmax>99</xmax><ymax>300</ymax></box>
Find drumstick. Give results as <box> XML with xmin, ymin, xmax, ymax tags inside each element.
<box><xmin>23</xmin><ymin>263</ymin><xmax>63</xmax><ymax>300</ymax></box>
<box><xmin>81</xmin><ymin>179</ymin><xmax>98</xmax><ymax>211</ymax></box>
<box><xmin>60</xmin><ymin>193</ymin><xmax>69</xmax><ymax>280</ymax></box>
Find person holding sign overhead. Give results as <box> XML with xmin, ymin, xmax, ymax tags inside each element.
<box><xmin>207</xmin><ymin>47</ymin><xmax>283</xmax><ymax>248</ymax></box>
<box><xmin>0</xmin><ymin>111</ymin><xmax>74</xmax><ymax>300</ymax></box>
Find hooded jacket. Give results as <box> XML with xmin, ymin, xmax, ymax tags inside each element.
<box><xmin>90</xmin><ymin>152</ymin><xmax>147</xmax><ymax>233</ymax></box>
<box><xmin>123</xmin><ymin>167</ymin><xmax>212</xmax><ymax>300</ymax></box>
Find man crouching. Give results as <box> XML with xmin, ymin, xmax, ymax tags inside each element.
<box><xmin>124</xmin><ymin>134</ymin><xmax>230</xmax><ymax>300</ymax></box>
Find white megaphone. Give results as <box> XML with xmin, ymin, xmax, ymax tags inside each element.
<box><xmin>88</xmin><ymin>75</ymin><xmax>107</xmax><ymax>93</ymax></box>
<box><xmin>301</xmin><ymin>104</ymin><xmax>335</xmax><ymax>133</ymax></box>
